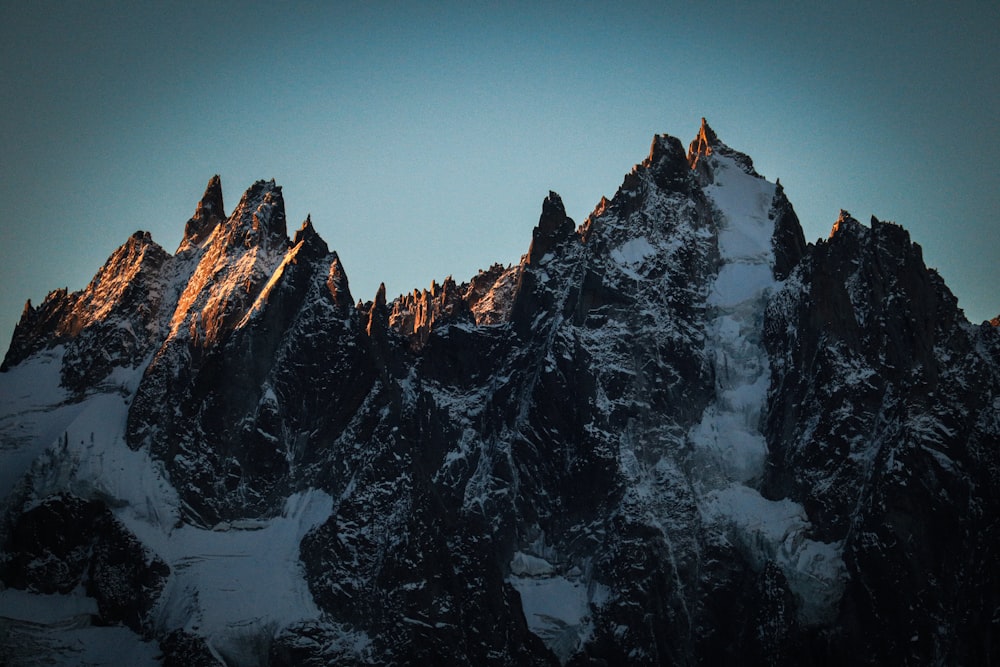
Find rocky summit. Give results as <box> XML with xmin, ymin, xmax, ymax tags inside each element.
<box><xmin>0</xmin><ymin>120</ymin><xmax>997</xmax><ymax>666</ymax></box>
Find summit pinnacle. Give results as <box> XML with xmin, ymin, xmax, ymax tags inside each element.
<box><xmin>527</xmin><ymin>191</ymin><xmax>575</xmax><ymax>264</ymax></box>
<box><xmin>180</xmin><ymin>174</ymin><xmax>226</xmax><ymax>250</ymax></box>
<box><xmin>687</xmin><ymin>117</ymin><xmax>719</xmax><ymax>169</ymax></box>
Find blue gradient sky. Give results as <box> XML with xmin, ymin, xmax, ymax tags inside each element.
<box><xmin>1</xmin><ymin>2</ymin><xmax>997</xmax><ymax>349</ymax></box>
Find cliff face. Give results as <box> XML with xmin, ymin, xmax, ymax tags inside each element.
<box><xmin>763</xmin><ymin>211</ymin><xmax>1000</xmax><ymax>663</ymax></box>
<box><xmin>0</xmin><ymin>121</ymin><xmax>997</xmax><ymax>666</ymax></box>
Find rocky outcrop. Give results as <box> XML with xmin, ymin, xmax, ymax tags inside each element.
<box><xmin>527</xmin><ymin>191</ymin><xmax>576</xmax><ymax>265</ymax></box>
<box><xmin>1</xmin><ymin>493</ymin><xmax>169</xmax><ymax>633</ymax></box>
<box><xmin>126</xmin><ymin>191</ymin><xmax>370</xmax><ymax>523</ymax></box>
<box><xmin>686</xmin><ymin>116</ymin><xmax>719</xmax><ymax>170</ymax></box>
<box><xmin>687</xmin><ymin>117</ymin><xmax>759</xmax><ymax>178</ymax></box>
<box><xmin>179</xmin><ymin>174</ymin><xmax>226</xmax><ymax>251</ymax></box>
<box><xmin>0</xmin><ymin>291</ymin><xmax>75</xmax><ymax>372</ymax></box>
<box><xmin>769</xmin><ymin>180</ymin><xmax>807</xmax><ymax>280</ymax></box>
<box><xmin>388</xmin><ymin>276</ymin><xmax>471</xmax><ymax>349</ymax></box>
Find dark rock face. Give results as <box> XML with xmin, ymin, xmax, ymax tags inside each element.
<box><xmin>0</xmin><ymin>292</ymin><xmax>73</xmax><ymax>372</ymax></box>
<box><xmin>127</xmin><ymin>206</ymin><xmax>371</xmax><ymax>524</ymax></box>
<box><xmin>1</xmin><ymin>120</ymin><xmax>997</xmax><ymax>665</ymax></box>
<box><xmin>159</xmin><ymin>629</ymin><xmax>221</xmax><ymax>667</ymax></box>
<box><xmin>762</xmin><ymin>212</ymin><xmax>1000</xmax><ymax>664</ymax></box>
<box><xmin>769</xmin><ymin>181</ymin><xmax>807</xmax><ymax>280</ymax></box>
<box><xmin>1</xmin><ymin>493</ymin><xmax>169</xmax><ymax>633</ymax></box>
<box><xmin>181</xmin><ymin>174</ymin><xmax>226</xmax><ymax>249</ymax></box>
<box><xmin>527</xmin><ymin>191</ymin><xmax>576</xmax><ymax>265</ymax></box>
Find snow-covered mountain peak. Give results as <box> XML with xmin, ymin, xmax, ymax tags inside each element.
<box><xmin>162</xmin><ymin>179</ymin><xmax>298</xmax><ymax>347</ymax></box>
<box><xmin>71</xmin><ymin>230</ymin><xmax>167</xmax><ymax>325</ymax></box>
<box><xmin>0</xmin><ymin>229</ymin><xmax>170</xmax><ymax>385</ymax></box>
<box><xmin>578</xmin><ymin>131</ymin><xmax>704</xmax><ymax>249</ymax></box>
<box><xmin>1</xmin><ymin>122</ymin><xmax>997</xmax><ymax>666</ymax></box>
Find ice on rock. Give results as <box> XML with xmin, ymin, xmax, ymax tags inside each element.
<box><xmin>689</xmin><ymin>151</ymin><xmax>777</xmax><ymax>485</ymax></box>
<box><xmin>509</xmin><ymin>549</ymin><xmax>593</xmax><ymax>664</ymax></box>
<box><xmin>0</xmin><ymin>589</ymin><xmax>160</xmax><ymax>666</ymax></box>
<box><xmin>690</xmin><ymin>149</ymin><xmax>846</xmax><ymax>625</ymax></box>
<box><xmin>509</xmin><ymin>574</ymin><xmax>590</xmax><ymax>662</ymax></box>
<box><xmin>708</xmin><ymin>262</ymin><xmax>775</xmax><ymax>308</ymax></box>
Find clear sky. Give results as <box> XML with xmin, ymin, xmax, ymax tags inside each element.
<box><xmin>1</xmin><ymin>1</ymin><xmax>997</xmax><ymax>350</ymax></box>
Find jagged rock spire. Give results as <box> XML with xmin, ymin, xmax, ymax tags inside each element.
<box><xmin>527</xmin><ymin>191</ymin><xmax>576</xmax><ymax>264</ymax></box>
<box><xmin>367</xmin><ymin>283</ymin><xmax>388</xmax><ymax>337</ymax></box>
<box><xmin>387</xmin><ymin>275</ymin><xmax>471</xmax><ymax>349</ymax></box>
<box><xmin>687</xmin><ymin>117</ymin><xmax>719</xmax><ymax>169</ymax></box>
<box><xmin>180</xmin><ymin>175</ymin><xmax>226</xmax><ymax>250</ymax></box>
<box><xmin>293</xmin><ymin>215</ymin><xmax>330</xmax><ymax>260</ymax></box>
<box><xmin>830</xmin><ymin>209</ymin><xmax>863</xmax><ymax>238</ymax></box>
<box><xmin>687</xmin><ymin>118</ymin><xmax>759</xmax><ymax>177</ymax></box>
<box><xmin>227</xmin><ymin>179</ymin><xmax>288</xmax><ymax>246</ymax></box>
<box><xmin>770</xmin><ymin>179</ymin><xmax>807</xmax><ymax>281</ymax></box>
<box><xmin>326</xmin><ymin>254</ymin><xmax>353</xmax><ymax>310</ymax></box>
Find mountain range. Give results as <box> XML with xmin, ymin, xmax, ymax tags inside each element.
<box><xmin>0</xmin><ymin>120</ymin><xmax>997</xmax><ymax>666</ymax></box>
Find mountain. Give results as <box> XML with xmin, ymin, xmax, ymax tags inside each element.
<box><xmin>1</xmin><ymin>120</ymin><xmax>997</xmax><ymax>666</ymax></box>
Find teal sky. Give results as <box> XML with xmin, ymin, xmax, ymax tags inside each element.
<box><xmin>1</xmin><ymin>1</ymin><xmax>997</xmax><ymax>350</ymax></box>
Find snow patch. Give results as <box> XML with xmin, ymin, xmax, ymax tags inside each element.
<box><xmin>509</xmin><ymin>573</ymin><xmax>590</xmax><ymax>663</ymax></box>
<box><xmin>122</xmin><ymin>489</ymin><xmax>334</xmax><ymax>665</ymax></box>
<box><xmin>611</xmin><ymin>237</ymin><xmax>656</xmax><ymax>268</ymax></box>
